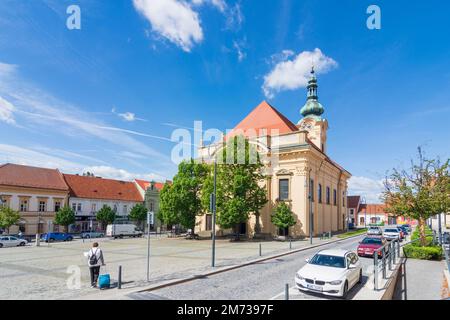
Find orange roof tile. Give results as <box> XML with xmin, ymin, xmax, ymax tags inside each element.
<box><xmin>358</xmin><ymin>204</ymin><xmax>387</xmax><ymax>214</ymax></box>
<box><xmin>63</xmin><ymin>174</ymin><xmax>143</xmax><ymax>202</ymax></box>
<box><xmin>347</xmin><ymin>196</ymin><xmax>361</xmax><ymax>208</ymax></box>
<box><xmin>0</xmin><ymin>163</ymin><xmax>68</xmax><ymax>191</ymax></box>
<box><xmin>228</xmin><ymin>101</ymin><xmax>298</xmax><ymax>138</ymax></box>
<box><xmin>135</xmin><ymin>179</ymin><xmax>165</xmax><ymax>191</ymax></box>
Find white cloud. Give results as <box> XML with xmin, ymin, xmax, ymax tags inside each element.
<box><xmin>0</xmin><ymin>62</ymin><xmax>17</xmax><ymax>77</ymax></box>
<box><xmin>133</xmin><ymin>0</ymin><xmax>203</xmax><ymax>52</ymax></box>
<box><xmin>262</xmin><ymin>48</ymin><xmax>338</xmax><ymax>98</ymax></box>
<box><xmin>0</xmin><ymin>144</ymin><xmax>167</xmax><ymax>182</ymax></box>
<box><xmin>0</xmin><ymin>96</ymin><xmax>16</xmax><ymax>124</ymax></box>
<box><xmin>112</xmin><ymin>107</ymin><xmax>147</xmax><ymax>122</ymax></box>
<box><xmin>192</xmin><ymin>0</ymin><xmax>227</xmax><ymax>12</ymax></box>
<box><xmin>225</xmin><ymin>3</ymin><xmax>243</xmax><ymax>31</ymax></box>
<box><xmin>82</xmin><ymin>165</ymin><xmax>166</xmax><ymax>182</ymax></box>
<box><xmin>348</xmin><ymin>176</ymin><xmax>385</xmax><ymax>204</ymax></box>
<box><xmin>233</xmin><ymin>40</ymin><xmax>246</xmax><ymax>62</ymax></box>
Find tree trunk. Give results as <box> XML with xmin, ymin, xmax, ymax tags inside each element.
<box><xmin>254</xmin><ymin>212</ymin><xmax>261</xmax><ymax>235</ymax></box>
<box><xmin>418</xmin><ymin>217</ymin><xmax>427</xmax><ymax>247</ymax></box>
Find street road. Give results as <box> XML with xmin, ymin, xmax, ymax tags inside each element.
<box><xmin>128</xmin><ymin>235</ymin><xmax>371</xmax><ymax>300</ymax></box>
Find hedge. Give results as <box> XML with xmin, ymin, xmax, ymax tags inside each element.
<box><xmin>403</xmin><ymin>244</ymin><xmax>443</xmax><ymax>260</ymax></box>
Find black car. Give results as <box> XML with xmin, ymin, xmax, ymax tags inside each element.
<box><xmin>397</xmin><ymin>225</ymin><xmax>409</xmax><ymax>235</ymax></box>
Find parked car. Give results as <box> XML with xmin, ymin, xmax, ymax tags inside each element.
<box><xmin>80</xmin><ymin>231</ymin><xmax>105</xmax><ymax>239</ymax></box>
<box><xmin>383</xmin><ymin>228</ymin><xmax>402</xmax><ymax>241</ymax></box>
<box><xmin>443</xmin><ymin>232</ymin><xmax>450</xmax><ymax>252</ymax></box>
<box><xmin>41</xmin><ymin>232</ymin><xmax>73</xmax><ymax>242</ymax></box>
<box><xmin>295</xmin><ymin>249</ymin><xmax>363</xmax><ymax>298</ymax></box>
<box><xmin>106</xmin><ymin>224</ymin><xmax>143</xmax><ymax>239</ymax></box>
<box><xmin>401</xmin><ymin>224</ymin><xmax>412</xmax><ymax>232</ymax></box>
<box><xmin>397</xmin><ymin>225</ymin><xmax>409</xmax><ymax>236</ymax></box>
<box><xmin>357</xmin><ymin>236</ymin><xmax>387</xmax><ymax>258</ymax></box>
<box><xmin>0</xmin><ymin>236</ymin><xmax>28</xmax><ymax>248</ymax></box>
<box><xmin>367</xmin><ymin>226</ymin><xmax>383</xmax><ymax>236</ymax></box>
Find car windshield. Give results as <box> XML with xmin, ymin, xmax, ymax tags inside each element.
<box><xmin>369</xmin><ymin>227</ymin><xmax>379</xmax><ymax>230</ymax></box>
<box><xmin>385</xmin><ymin>229</ymin><xmax>398</xmax><ymax>233</ymax></box>
<box><xmin>361</xmin><ymin>238</ymin><xmax>382</xmax><ymax>245</ymax></box>
<box><xmin>309</xmin><ymin>254</ymin><xmax>346</xmax><ymax>268</ymax></box>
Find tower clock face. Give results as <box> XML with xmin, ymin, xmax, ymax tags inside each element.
<box><xmin>300</xmin><ymin>121</ymin><xmax>313</xmax><ymax>131</ymax></box>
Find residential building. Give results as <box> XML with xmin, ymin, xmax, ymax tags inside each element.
<box><xmin>0</xmin><ymin>163</ymin><xmax>69</xmax><ymax>235</ymax></box>
<box><xmin>347</xmin><ymin>195</ymin><xmax>362</xmax><ymax>227</ymax></box>
<box><xmin>63</xmin><ymin>174</ymin><xmax>143</xmax><ymax>232</ymax></box>
<box><xmin>196</xmin><ymin>68</ymin><xmax>351</xmax><ymax>238</ymax></box>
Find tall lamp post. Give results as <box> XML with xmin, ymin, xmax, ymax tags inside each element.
<box><xmin>308</xmin><ymin>168</ymin><xmax>313</xmax><ymax>245</ymax></box>
<box><xmin>211</xmin><ymin>158</ymin><xmax>217</xmax><ymax>267</ymax></box>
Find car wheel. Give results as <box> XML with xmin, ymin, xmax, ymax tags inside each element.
<box><xmin>49</xmin><ymin>238</ymin><xmax>55</xmax><ymax>243</ymax></box>
<box><xmin>19</xmin><ymin>242</ymin><xmax>26</xmax><ymax>246</ymax></box>
<box><xmin>67</xmin><ymin>237</ymin><xmax>73</xmax><ymax>241</ymax></box>
<box><xmin>0</xmin><ymin>243</ymin><xmax>3</xmax><ymax>248</ymax></box>
<box><xmin>358</xmin><ymin>270</ymin><xmax>363</xmax><ymax>284</ymax></box>
<box><xmin>342</xmin><ymin>281</ymin><xmax>349</xmax><ymax>299</ymax></box>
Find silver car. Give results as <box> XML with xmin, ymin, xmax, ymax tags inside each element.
<box><xmin>0</xmin><ymin>236</ymin><xmax>28</xmax><ymax>248</ymax></box>
<box><xmin>367</xmin><ymin>226</ymin><xmax>382</xmax><ymax>236</ymax></box>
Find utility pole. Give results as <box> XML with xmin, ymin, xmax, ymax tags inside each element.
<box><xmin>211</xmin><ymin>158</ymin><xmax>217</xmax><ymax>267</ymax></box>
<box><xmin>438</xmin><ymin>213</ymin><xmax>443</xmax><ymax>246</ymax></box>
<box><xmin>146</xmin><ymin>211</ymin><xmax>151</xmax><ymax>281</ymax></box>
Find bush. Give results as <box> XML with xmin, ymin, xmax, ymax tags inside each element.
<box><xmin>403</xmin><ymin>244</ymin><xmax>443</xmax><ymax>260</ymax></box>
<box><xmin>410</xmin><ymin>226</ymin><xmax>434</xmax><ymax>246</ymax></box>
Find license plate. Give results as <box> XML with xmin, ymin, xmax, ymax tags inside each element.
<box><xmin>307</xmin><ymin>284</ymin><xmax>323</xmax><ymax>291</ymax></box>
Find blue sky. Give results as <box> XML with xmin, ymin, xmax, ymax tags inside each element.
<box><xmin>0</xmin><ymin>0</ymin><xmax>449</xmax><ymax>202</ymax></box>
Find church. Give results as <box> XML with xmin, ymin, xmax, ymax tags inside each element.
<box><xmin>196</xmin><ymin>68</ymin><xmax>351</xmax><ymax>238</ymax></box>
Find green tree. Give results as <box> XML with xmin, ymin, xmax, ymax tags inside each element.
<box><xmin>54</xmin><ymin>206</ymin><xmax>75</xmax><ymax>232</ymax></box>
<box><xmin>271</xmin><ymin>202</ymin><xmax>297</xmax><ymax>236</ymax></box>
<box><xmin>0</xmin><ymin>207</ymin><xmax>20</xmax><ymax>234</ymax></box>
<box><xmin>129</xmin><ymin>203</ymin><xmax>148</xmax><ymax>230</ymax></box>
<box><xmin>382</xmin><ymin>147</ymin><xmax>450</xmax><ymax>246</ymax></box>
<box><xmin>96</xmin><ymin>205</ymin><xmax>116</xmax><ymax>230</ymax></box>
<box><xmin>158</xmin><ymin>159</ymin><xmax>209</xmax><ymax>230</ymax></box>
<box><xmin>202</xmin><ymin>136</ymin><xmax>268</xmax><ymax>239</ymax></box>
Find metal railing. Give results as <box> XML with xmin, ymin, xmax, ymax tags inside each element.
<box><xmin>373</xmin><ymin>238</ymin><xmax>401</xmax><ymax>290</ymax></box>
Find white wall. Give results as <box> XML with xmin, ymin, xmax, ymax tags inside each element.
<box><xmin>68</xmin><ymin>197</ymin><xmax>141</xmax><ymax>218</ymax></box>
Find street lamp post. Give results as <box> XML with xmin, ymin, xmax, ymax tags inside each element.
<box><xmin>211</xmin><ymin>159</ymin><xmax>217</xmax><ymax>267</ymax></box>
<box><xmin>308</xmin><ymin>168</ymin><xmax>313</xmax><ymax>245</ymax></box>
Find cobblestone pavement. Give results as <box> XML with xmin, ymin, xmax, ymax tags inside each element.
<box><xmin>0</xmin><ymin>234</ymin><xmax>347</xmax><ymax>300</ymax></box>
<box><xmin>130</xmin><ymin>235</ymin><xmax>371</xmax><ymax>300</ymax></box>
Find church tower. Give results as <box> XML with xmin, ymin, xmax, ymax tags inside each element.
<box><xmin>298</xmin><ymin>67</ymin><xmax>329</xmax><ymax>153</ymax></box>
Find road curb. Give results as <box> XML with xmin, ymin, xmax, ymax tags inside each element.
<box><xmin>134</xmin><ymin>233</ymin><xmax>366</xmax><ymax>294</ymax></box>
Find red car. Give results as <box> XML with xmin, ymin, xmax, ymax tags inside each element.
<box><xmin>357</xmin><ymin>236</ymin><xmax>387</xmax><ymax>258</ymax></box>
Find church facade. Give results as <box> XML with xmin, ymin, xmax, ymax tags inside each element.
<box><xmin>196</xmin><ymin>69</ymin><xmax>351</xmax><ymax>238</ymax></box>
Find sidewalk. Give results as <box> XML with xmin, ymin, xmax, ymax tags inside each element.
<box><xmin>394</xmin><ymin>258</ymin><xmax>448</xmax><ymax>300</ymax></box>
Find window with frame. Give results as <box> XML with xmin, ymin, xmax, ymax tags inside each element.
<box><xmin>333</xmin><ymin>189</ymin><xmax>337</xmax><ymax>206</ymax></box>
<box><xmin>20</xmin><ymin>199</ymin><xmax>28</xmax><ymax>212</ymax></box>
<box><xmin>38</xmin><ymin>201</ymin><xmax>46</xmax><ymax>212</ymax></box>
<box><xmin>113</xmin><ymin>204</ymin><xmax>118</xmax><ymax>213</ymax></box>
<box><xmin>91</xmin><ymin>203</ymin><xmax>97</xmax><ymax>213</ymax></box>
<box><xmin>342</xmin><ymin>191</ymin><xmax>346</xmax><ymax>207</ymax></box>
<box><xmin>318</xmin><ymin>184</ymin><xmax>322</xmax><ymax>203</ymax></box>
<box><xmin>326</xmin><ymin>187</ymin><xmax>330</xmax><ymax>204</ymax></box>
<box><xmin>279</xmin><ymin>179</ymin><xmax>289</xmax><ymax>201</ymax></box>
<box><xmin>149</xmin><ymin>201</ymin><xmax>154</xmax><ymax>212</ymax></box>
<box><xmin>54</xmin><ymin>201</ymin><xmax>61</xmax><ymax>212</ymax></box>
<box><xmin>77</xmin><ymin>203</ymin><xmax>82</xmax><ymax>212</ymax></box>
<box><xmin>123</xmin><ymin>205</ymin><xmax>127</xmax><ymax>215</ymax></box>
<box><xmin>72</xmin><ymin>203</ymin><xmax>77</xmax><ymax>211</ymax></box>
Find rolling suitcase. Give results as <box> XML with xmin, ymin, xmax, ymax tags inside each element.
<box><xmin>98</xmin><ymin>268</ymin><xmax>110</xmax><ymax>289</ymax></box>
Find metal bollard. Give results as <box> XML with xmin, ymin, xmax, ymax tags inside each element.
<box><xmin>285</xmin><ymin>283</ymin><xmax>289</xmax><ymax>300</ymax></box>
<box><xmin>388</xmin><ymin>242</ymin><xmax>392</xmax><ymax>271</ymax></box>
<box><xmin>374</xmin><ymin>252</ymin><xmax>379</xmax><ymax>290</ymax></box>
<box><xmin>329</xmin><ymin>231</ymin><xmax>332</xmax><ymax>239</ymax></box>
<box><xmin>289</xmin><ymin>240</ymin><xmax>292</xmax><ymax>250</ymax></box>
<box><xmin>118</xmin><ymin>265</ymin><xmax>122</xmax><ymax>289</ymax></box>
<box><xmin>35</xmin><ymin>234</ymin><xmax>40</xmax><ymax>247</ymax></box>
<box><xmin>382</xmin><ymin>247</ymin><xmax>386</xmax><ymax>279</ymax></box>
<box><xmin>259</xmin><ymin>243</ymin><xmax>262</xmax><ymax>256</ymax></box>
<box><xmin>393</xmin><ymin>241</ymin><xmax>397</xmax><ymax>264</ymax></box>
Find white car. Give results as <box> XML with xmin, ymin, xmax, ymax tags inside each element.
<box><xmin>383</xmin><ymin>228</ymin><xmax>401</xmax><ymax>241</ymax></box>
<box><xmin>295</xmin><ymin>249</ymin><xmax>363</xmax><ymax>298</ymax></box>
<box><xmin>0</xmin><ymin>236</ymin><xmax>28</xmax><ymax>248</ymax></box>
<box><xmin>367</xmin><ymin>226</ymin><xmax>382</xmax><ymax>236</ymax></box>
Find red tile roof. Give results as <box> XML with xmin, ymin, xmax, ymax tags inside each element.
<box><xmin>0</xmin><ymin>163</ymin><xmax>68</xmax><ymax>191</ymax></box>
<box><xmin>135</xmin><ymin>179</ymin><xmax>165</xmax><ymax>191</ymax></box>
<box><xmin>347</xmin><ymin>196</ymin><xmax>361</xmax><ymax>208</ymax></box>
<box><xmin>63</xmin><ymin>174</ymin><xmax>143</xmax><ymax>202</ymax></box>
<box><xmin>358</xmin><ymin>204</ymin><xmax>387</xmax><ymax>214</ymax></box>
<box><xmin>228</xmin><ymin>101</ymin><xmax>299</xmax><ymax>138</ymax></box>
